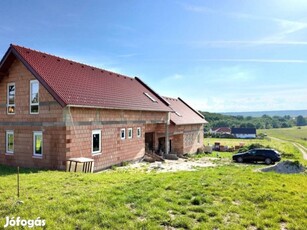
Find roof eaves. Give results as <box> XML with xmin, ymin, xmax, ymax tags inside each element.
<box><xmin>173</xmin><ymin>121</ymin><xmax>208</xmax><ymax>125</ymax></box>
<box><xmin>10</xmin><ymin>45</ymin><xmax>67</xmax><ymax>107</ymax></box>
<box><xmin>0</xmin><ymin>45</ymin><xmax>12</xmax><ymax>68</ymax></box>
<box><xmin>0</xmin><ymin>45</ymin><xmax>16</xmax><ymax>74</ymax></box>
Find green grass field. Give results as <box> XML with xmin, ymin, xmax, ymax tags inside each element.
<box><xmin>1</xmin><ymin>127</ymin><xmax>307</xmax><ymax>229</ymax></box>
<box><xmin>259</xmin><ymin>126</ymin><xmax>307</xmax><ymax>149</ymax></box>
<box><xmin>0</xmin><ymin>164</ymin><xmax>306</xmax><ymax>230</ymax></box>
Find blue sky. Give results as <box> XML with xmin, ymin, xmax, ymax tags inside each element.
<box><xmin>1</xmin><ymin>0</ymin><xmax>307</xmax><ymax>112</ymax></box>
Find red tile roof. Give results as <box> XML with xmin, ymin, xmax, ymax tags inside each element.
<box><xmin>163</xmin><ymin>96</ymin><xmax>207</xmax><ymax>125</ymax></box>
<box><xmin>0</xmin><ymin>44</ymin><xmax>171</xmax><ymax>112</ymax></box>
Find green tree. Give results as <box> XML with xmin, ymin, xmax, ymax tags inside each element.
<box><xmin>200</xmin><ymin>111</ymin><xmax>296</xmax><ymax>131</ymax></box>
<box><xmin>296</xmin><ymin>115</ymin><xmax>306</xmax><ymax>126</ymax></box>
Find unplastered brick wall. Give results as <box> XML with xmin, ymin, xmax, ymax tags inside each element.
<box><xmin>171</xmin><ymin>134</ymin><xmax>184</xmax><ymax>154</ymax></box>
<box><xmin>0</xmin><ymin>126</ymin><xmax>66</xmax><ymax>169</ymax></box>
<box><xmin>183</xmin><ymin>124</ymin><xmax>204</xmax><ymax>154</ymax></box>
<box><xmin>0</xmin><ymin>59</ymin><xmax>66</xmax><ymax>169</ymax></box>
<box><xmin>65</xmin><ymin>108</ymin><xmax>167</xmax><ymax>123</ymax></box>
<box><xmin>145</xmin><ymin>123</ymin><xmax>168</xmax><ymax>151</ymax></box>
<box><xmin>0</xmin><ymin>60</ymin><xmax>63</xmax><ymax>122</ymax></box>
<box><xmin>156</xmin><ymin>123</ymin><xmax>204</xmax><ymax>155</ymax></box>
<box><xmin>66</xmin><ymin>107</ymin><xmax>168</xmax><ymax>171</ymax></box>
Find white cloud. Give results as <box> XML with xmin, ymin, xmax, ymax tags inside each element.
<box><xmin>189</xmin><ymin>83</ymin><xmax>307</xmax><ymax>112</ymax></box>
<box><xmin>260</xmin><ymin>18</ymin><xmax>307</xmax><ymax>43</ymax></box>
<box><xmin>275</xmin><ymin>19</ymin><xmax>307</xmax><ymax>35</ymax></box>
<box><xmin>182</xmin><ymin>3</ymin><xmax>307</xmax><ymax>47</ymax></box>
<box><xmin>153</xmin><ymin>66</ymin><xmax>307</xmax><ymax>113</ymax></box>
<box><xmin>190</xmin><ymin>93</ymin><xmax>307</xmax><ymax>113</ymax></box>
<box><xmin>188</xmin><ymin>40</ymin><xmax>307</xmax><ymax>48</ymax></box>
<box><xmin>271</xmin><ymin>0</ymin><xmax>307</xmax><ymax>13</ymax></box>
<box><xmin>196</xmin><ymin>58</ymin><xmax>307</xmax><ymax>63</ymax></box>
<box><xmin>181</xmin><ymin>3</ymin><xmax>216</xmax><ymax>14</ymax></box>
<box><xmin>170</xmin><ymin>74</ymin><xmax>184</xmax><ymax>80</ymax></box>
<box><xmin>202</xmin><ymin>65</ymin><xmax>255</xmax><ymax>84</ymax></box>
<box><xmin>161</xmin><ymin>73</ymin><xmax>184</xmax><ymax>82</ymax></box>
<box><xmin>117</xmin><ymin>53</ymin><xmax>139</xmax><ymax>58</ymax></box>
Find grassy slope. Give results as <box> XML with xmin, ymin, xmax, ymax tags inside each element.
<box><xmin>259</xmin><ymin>126</ymin><xmax>307</xmax><ymax>148</ymax></box>
<box><xmin>0</xmin><ymin>165</ymin><xmax>306</xmax><ymax>230</ymax></box>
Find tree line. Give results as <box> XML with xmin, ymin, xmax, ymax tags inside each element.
<box><xmin>200</xmin><ymin>112</ymin><xmax>307</xmax><ymax>131</ymax></box>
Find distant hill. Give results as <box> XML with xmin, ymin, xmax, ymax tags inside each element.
<box><xmin>222</xmin><ymin>110</ymin><xmax>307</xmax><ymax>118</ymax></box>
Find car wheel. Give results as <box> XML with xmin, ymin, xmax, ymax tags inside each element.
<box><xmin>237</xmin><ymin>157</ymin><xmax>243</xmax><ymax>163</ymax></box>
<box><xmin>264</xmin><ymin>158</ymin><xmax>272</xmax><ymax>165</ymax></box>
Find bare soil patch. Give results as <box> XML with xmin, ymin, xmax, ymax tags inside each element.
<box><xmin>118</xmin><ymin>157</ymin><xmax>217</xmax><ymax>173</ymax></box>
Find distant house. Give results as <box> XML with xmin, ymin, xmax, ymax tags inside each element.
<box><xmin>210</xmin><ymin>127</ymin><xmax>231</xmax><ymax>135</ymax></box>
<box><xmin>0</xmin><ymin>44</ymin><xmax>207</xmax><ymax>171</ymax></box>
<box><xmin>231</xmin><ymin>128</ymin><xmax>256</xmax><ymax>139</ymax></box>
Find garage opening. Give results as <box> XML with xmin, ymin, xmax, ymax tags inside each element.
<box><xmin>145</xmin><ymin>132</ymin><xmax>154</xmax><ymax>152</ymax></box>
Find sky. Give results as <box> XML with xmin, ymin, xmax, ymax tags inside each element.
<box><xmin>1</xmin><ymin>0</ymin><xmax>307</xmax><ymax>112</ymax></box>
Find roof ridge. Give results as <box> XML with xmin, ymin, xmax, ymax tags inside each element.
<box><xmin>10</xmin><ymin>44</ymin><xmax>134</xmax><ymax>80</ymax></box>
<box><xmin>178</xmin><ymin>97</ymin><xmax>205</xmax><ymax>119</ymax></box>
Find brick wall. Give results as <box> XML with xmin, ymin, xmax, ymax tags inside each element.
<box><xmin>156</xmin><ymin>123</ymin><xmax>204</xmax><ymax>155</ymax></box>
<box><xmin>0</xmin><ymin>59</ymin><xmax>66</xmax><ymax>169</ymax></box>
<box><xmin>182</xmin><ymin>124</ymin><xmax>204</xmax><ymax>154</ymax></box>
<box><xmin>172</xmin><ymin>134</ymin><xmax>184</xmax><ymax>154</ymax></box>
<box><xmin>65</xmin><ymin>107</ymin><xmax>168</xmax><ymax>171</ymax></box>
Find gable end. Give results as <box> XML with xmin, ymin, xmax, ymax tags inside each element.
<box><xmin>10</xmin><ymin>45</ymin><xmax>67</xmax><ymax>107</ymax></box>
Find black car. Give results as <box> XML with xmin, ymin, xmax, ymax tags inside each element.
<box><xmin>232</xmin><ymin>148</ymin><xmax>281</xmax><ymax>164</ymax></box>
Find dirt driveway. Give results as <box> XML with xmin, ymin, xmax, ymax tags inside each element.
<box><xmin>293</xmin><ymin>143</ymin><xmax>307</xmax><ymax>160</ymax></box>
<box><xmin>270</xmin><ymin>136</ymin><xmax>307</xmax><ymax>160</ymax></box>
<box><xmin>118</xmin><ymin>157</ymin><xmax>218</xmax><ymax>173</ymax></box>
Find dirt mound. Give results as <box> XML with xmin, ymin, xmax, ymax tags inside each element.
<box><xmin>261</xmin><ymin>161</ymin><xmax>306</xmax><ymax>174</ymax></box>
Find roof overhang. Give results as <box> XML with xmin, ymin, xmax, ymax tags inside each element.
<box><xmin>170</xmin><ymin>121</ymin><xmax>208</xmax><ymax>125</ymax></box>
<box><xmin>0</xmin><ymin>46</ymin><xmax>16</xmax><ymax>74</ymax></box>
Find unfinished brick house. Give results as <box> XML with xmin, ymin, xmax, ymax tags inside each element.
<box><xmin>0</xmin><ymin>44</ymin><xmax>207</xmax><ymax>171</ymax></box>
<box><xmin>159</xmin><ymin>97</ymin><xmax>207</xmax><ymax>155</ymax></box>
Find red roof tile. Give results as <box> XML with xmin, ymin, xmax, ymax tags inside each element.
<box><xmin>163</xmin><ymin>96</ymin><xmax>207</xmax><ymax>125</ymax></box>
<box><xmin>1</xmin><ymin>44</ymin><xmax>171</xmax><ymax>112</ymax></box>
